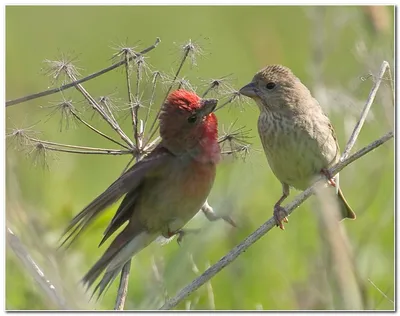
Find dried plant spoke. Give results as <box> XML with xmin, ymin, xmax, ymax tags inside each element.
<box><xmin>201</xmin><ymin>74</ymin><xmax>234</xmax><ymax>98</ymax></box>
<box><xmin>148</xmin><ymin>39</ymin><xmax>200</xmax><ymax>137</ymax></box>
<box><xmin>70</xmin><ymin>109</ymin><xmax>131</xmax><ymax>150</ymax></box>
<box><xmin>218</xmin><ymin>121</ymin><xmax>252</xmax><ymax>161</ymax></box>
<box><xmin>111</xmin><ymin>44</ymin><xmax>139</xmax><ymax>63</ymax></box>
<box><xmin>121</xmin><ymin>46</ymin><xmax>137</xmax><ymax>143</ymax></box>
<box><xmin>176</xmin><ymin>77</ymin><xmax>196</xmax><ymax>92</ymax></box>
<box><xmin>27</xmin><ymin>141</ymin><xmax>56</xmax><ymax>170</ymax></box>
<box><xmin>143</xmin><ymin>71</ymin><xmax>162</xmax><ymax>132</ymax></box>
<box><xmin>25</xmin><ymin>136</ymin><xmax>132</xmax><ymax>156</ymax></box>
<box><xmin>145</xmin><ymin>74</ymin><xmax>197</xmax><ymax>146</ymax></box>
<box><xmin>221</xmin><ymin>144</ymin><xmax>251</xmax><ymax>161</ymax></box>
<box><xmin>143</xmin><ymin>136</ymin><xmax>161</xmax><ymax>154</ymax></box>
<box><xmin>175</xmin><ymin>39</ymin><xmax>205</xmax><ymax>68</ymax></box>
<box><xmin>43</xmin><ymin>52</ymin><xmax>82</xmax><ymax>85</ymax></box>
<box><xmin>63</xmin><ymin>64</ymin><xmax>136</xmax><ymax>150</ymax></box>
<box><xmin>41</xmin><ymin>146</ymin><xmax>131</xmax><ymax>156</ymax></box>
<box><xmin>6</xmin><ymin>124</ymin><xmax>41</xmax><ymax>150</ymax></box>
<box><xmin>98</xmin><ymin>93</ymin><xmax>121</xmax><ymax>123</ymax></box>
<box><xmin>42</xmin><ymin>99</ymin><xmax>79</xmax><ymax>132</ymax></box>
<box><xmin>215</xmin><ymin>87</ymin><xmax>249</xmax><ymax>112</ymax></box>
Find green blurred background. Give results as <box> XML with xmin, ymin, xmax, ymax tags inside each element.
<box><xmin>5</xmin><ymin>5</ymin><xmax>394</xmax><ymax>310</ymax></box>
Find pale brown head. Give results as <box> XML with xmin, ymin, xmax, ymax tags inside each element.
<box><xmin>239</xmin><ymin>65</ymin><xmax>312</xmax><ymax>113</ymax></box>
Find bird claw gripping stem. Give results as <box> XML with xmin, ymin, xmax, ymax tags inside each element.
<box><xmin>176</xmin><ymin>228</ymin><xmax>203</xmax><ymax>245</ymax></box>
<box><xmin>165</xmin><ymin>228</ymin><xmax>202</xmax><ymax>245</ymax></box>
<box><xmin>321</xmin><ymin>168</ymin><xmax>336</xmax><ymax>187</ymax></box>
<box><xmin>273</xmin><ymin>205</ymin><xmax>289</xmax><ymax>230</ymax></box>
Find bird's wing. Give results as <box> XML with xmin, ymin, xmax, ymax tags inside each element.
<box><xmin>60</xmin><ymin>145</ymin><xmax>172</xmax><ymax>248</ymax></box>
<box><xmin>98</xmin><ymin>188</ymin><xmax>140</xmax><ymax>247</ymax></box>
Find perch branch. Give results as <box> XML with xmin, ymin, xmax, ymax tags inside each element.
<box><xmin>159</xmin><ymin>130</ymin><xmax>393</xmax><ymax>310</ymax></box>
<box><xmin>6</xmin><ymin>227</ymin><xmax>69</xmax><ymax>309</ymax></box>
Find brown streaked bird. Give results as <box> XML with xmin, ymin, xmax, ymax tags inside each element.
<box><xmin>239</xmin><ymin>65</ymin><xmax>356</xmax><ymax>229</ymax></box>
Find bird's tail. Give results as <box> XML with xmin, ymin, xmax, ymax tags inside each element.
<box><xmin>83</xmin><ymin>224</ymin><xmax>157</xmax><ymax>299</ymax></box>
<box><xmin>337</xmin><ymin>187</ymin><xmax>356</xmax><ymax>220</ymax></box>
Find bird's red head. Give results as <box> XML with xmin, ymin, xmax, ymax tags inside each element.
<box><xmin>159</xmin><ymin>90</ymin><xmax>220</xmax><ymax>163</ymax></box>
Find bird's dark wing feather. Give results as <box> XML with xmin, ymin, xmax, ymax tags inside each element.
<box><xmin>60</xmin><ymin>145</ymin><xmax>171</xmax><ymax>248</ymax></box>
<box><xmin>98</xmin><ymin>188</ymin><xmax>140</xmax><ymax>247</ymax></box>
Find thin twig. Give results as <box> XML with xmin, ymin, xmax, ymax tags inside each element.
<box><xmin>68</xmin><ymin>72</ymin><xmax>135</xmax><ymax>150</ymax></box>
<box><xmin>133</xmin><ymin>57</ymin><xmax>143</xmax><ymax>149</ymax></box>
<box><xmin>114</xmin><ymin>262</ymin><xmax>131</xmax><ymax>310</ymax></box>
<box><xmin>44</xmin><ymin>146</ymin><xmax>131</xmax><ymax>155</ymax></box>
<box><xmin>143</xmin><ymin>136</ymin><xmax>161</xmax><ymax>153</ymax></box>
<box><xmin>71</xmin><ymin>110</ymin><xmax>131</xmax><ymax>150</ymax></box>
<box><xmin>143</xmin><ymin>71</ymin><xmax>161</xmax><ymax>134</ymax></box>
<box><xmin>367</xmin><ymin>278</ymin><xmax>394</xmax><ymax>305</ymax></box>
<box><xmin>147</xmin><ymin>41</ymin><xmax>192</xmax><ymax>137</ymax></box>
<box><xmin>5</xmin><ymin>38</ymin><xmax>161</xmax><ymax>107</ymax></box>
<box><xmin>27</xmin><ymin>137</ymin><xmax>132</xmax><ymax>155</ymax></box>
<box><xmin>341</xmin><ymin>60</ymin><xmax>390</xmax><ymax>160</ymax></box>
<box><xmin>124</xmin><ymin>52</ymin><xmax>136</xmax><ymax>143</ymax></box>
<box><xmin>159</xmin><ymin>131</ymin><xmax>393</xmax><ymax>310</ymax></box>
<box><xmin>214</xmin><ymin>92</ymin><xmax>240</xmax><ymax>112</ymax></box>
<box><xmin>6</xmin><ymin>227</ymin><xmax>69</xmax><ymax>309</ymax></box>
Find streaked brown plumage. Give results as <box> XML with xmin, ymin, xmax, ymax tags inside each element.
<box><xmin>240</xmin><ymin>65</ymin><xmax>356</xmax><ymax>229</ymax></box>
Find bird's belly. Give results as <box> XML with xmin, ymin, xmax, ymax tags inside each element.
<box><xmin>135</xmin><ymin>159</ymin><xmax>216</xmax><ymax>234</ymax></box>
<box><xmin>259</xmin><ymin>121</ymin><xmax>328</xmax><ymax>190</ymax></box>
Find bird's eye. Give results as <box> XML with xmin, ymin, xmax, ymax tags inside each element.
<box><xmin>266</xmin><ymin>82</ymin><xmax>276</xmax><ymax>90</ymax></box>
<box><xmin>187</xmin><ymin>114</ymin><xmax>197</xmax><ymax>123</ymax></box>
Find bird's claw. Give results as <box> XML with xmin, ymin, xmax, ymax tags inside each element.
<box><xmin>273</xmin><ymin>205</ymin><xmax>289</xmax><ymax>230</ymax></box>
<box><xmin>321</xmin><ymin>168</ymin><xmax>336</xmax><ymax>187</ymax></box>
<box><xmin>175</xmin><ymin>228</ymin><xmax>202</xmax><ymax>246</ymax></box>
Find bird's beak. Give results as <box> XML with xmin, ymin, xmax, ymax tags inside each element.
<box><xmin>199</xmin><ymin>98</ymin><xmax>218</xmax><ymax>117</ymax></box>
<box><xmin>239</xmin><ymin>82</ymin><xmax>258</xmax><ymax>98</ymax></box>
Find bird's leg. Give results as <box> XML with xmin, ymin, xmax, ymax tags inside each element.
<box><xmin>273</xmin><ymin>183</ymin><xmax>290</xmax><ymax>230</ymax></box>
<box><xmin>321</xmin><ymin>168</ymin><xmax>336</xmax><ymax>187</ymax></box>
<box><xmin>201</xmin><ymin>201</ymin><xmax>237</xmax><ymax>228</ymax></box>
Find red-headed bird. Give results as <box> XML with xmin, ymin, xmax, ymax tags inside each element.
<box><xmin>62</xmin><ymin>90</ymin><xmax>221</xmax><ymax>297</ymax></box>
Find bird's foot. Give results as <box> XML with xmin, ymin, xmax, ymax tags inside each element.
<box><xmin>166</xmin><ymin>228</ymin><xmax>202</xmax><ymax>245</ymax></box>
<box><xmin>273</xmin><ymin>205</ymin><xmax>289</xmax><ymax>230</ymax></box>
<box><xmin>321</xmin><ymin>168</ymin><xmax>336</xmax><ymax>187</ymax></box>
